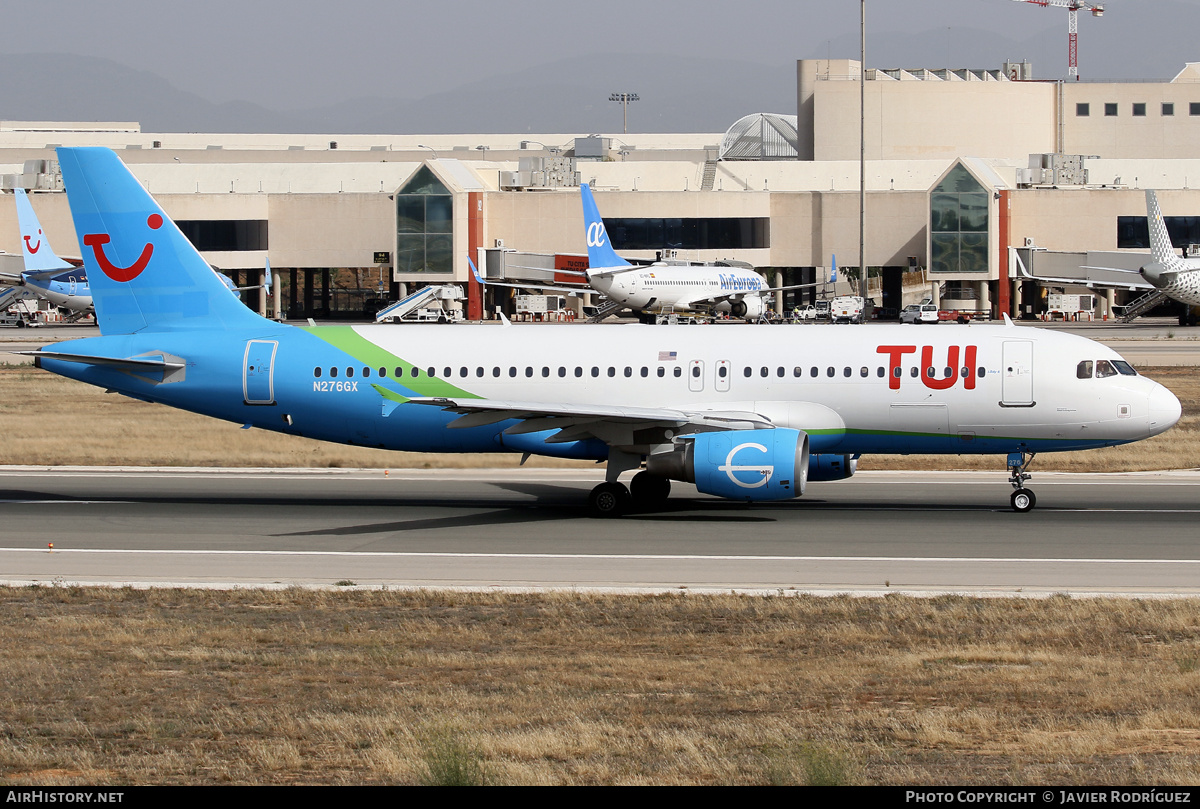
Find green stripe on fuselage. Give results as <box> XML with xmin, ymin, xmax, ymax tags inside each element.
<box><xmin>304</xmin><ymin>325</ymin><xmax>477</xmax><ymax>399</ymax></box>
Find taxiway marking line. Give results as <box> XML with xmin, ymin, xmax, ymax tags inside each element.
<box><xmin>1</xmin><ymin>548</ymin><xmax>1198</xmax><ymax>565</ymax></box>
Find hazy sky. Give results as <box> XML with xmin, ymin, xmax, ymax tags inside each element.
<box><xmin>3</xmin><ymin>0</ymin><xmax>1197</xmax><ymax>110</ymax></box>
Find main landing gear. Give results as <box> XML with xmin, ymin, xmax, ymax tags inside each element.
<box><xmin>587</xmin><ymin>472</ymin><xmax>673</xmax><ymax>517</ymax></box>
<box><xmin>1007</xmin><ymin>450</ymin><xmax>1037</xmax><ymax>513</ymax></box>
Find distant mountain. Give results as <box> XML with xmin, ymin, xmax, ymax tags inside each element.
<box><xmin>0</xmin><ymin>52</ymin><xmax>794</xmax><ymax>135</ymax></box>
<box><xmin>1</xmin><ymin>14</ymin><xmax>1192</xmax><ymax>139</ymax></box>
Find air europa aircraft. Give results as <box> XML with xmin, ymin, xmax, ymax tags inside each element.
<box><xmin>29</xmin><ymin>148</ymin><xmax>1181</xmax><ymax>515</ymax></box>
<box><xmin>486</xmin><ymin>184</ymin><xmax>815</xmax><ymax>322</ymax></box>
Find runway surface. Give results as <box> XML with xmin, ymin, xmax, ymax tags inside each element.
<box><xmin>2</xmin><ymin>467</ymin><xmax>1198</xmax><ymax>596</ymax></box>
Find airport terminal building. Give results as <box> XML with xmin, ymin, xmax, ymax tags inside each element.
<box><xmin>4</xmin><ymin>58</ymin><xmax>1200</xmax><ymax>321</ymax></box>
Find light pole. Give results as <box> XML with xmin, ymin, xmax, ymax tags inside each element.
<box><xmin>609</xmin><ymin>93</ymin><xmax>639</xmax><ymax>134</ymax></box>
<box><xmin>416</xmin><ymin>143</ymin><xmax>438</xmax><ymax>160</ymax></box>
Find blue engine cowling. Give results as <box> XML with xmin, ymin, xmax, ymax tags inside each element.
<box><xmin>647</xmin><ymin>429</ymin><xmax>809</xmax><ymax>502</ymax></box>
<box><xmin>808</xmin><ymin>454</ymin><xmax>857</xmax><ymax>482</ymax></box>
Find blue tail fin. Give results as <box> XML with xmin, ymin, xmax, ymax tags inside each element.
<box><xmin>56</xmin><ymin>147</ymin><xmax>267</xmax><ymax>335</ymax></box>
<box><xmin>580</xmin><ymin>183</ymin><xmax>631</xmax><ymax>271</ymax></box>
<box><xmin>13</xmin><ymin>188</ymin><xmax>73</xmax><ymax>274</ymax></box>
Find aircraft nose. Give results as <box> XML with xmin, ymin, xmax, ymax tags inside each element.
<box><xmin>1147</xmin><ymin>382</ymin><xmax>1182</xmax><ymax>437</ymax></box>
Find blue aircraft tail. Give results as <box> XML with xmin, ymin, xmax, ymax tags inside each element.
<box><xmin>579</xmin><ymin>183</ymin><xmax>631</xmax><ymax>271</ymax></box>
<box><xmin>13</xmin><ymin>188</ymin><xmax>74</xmax><ymax>275</ymax></box>
<box><xmin>56</xmin><ymin>147</ymin><xmax>267</xmax><ymax>335</ymax></box>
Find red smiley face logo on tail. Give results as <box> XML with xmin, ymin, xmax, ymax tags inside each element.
<box><xmin>24</xmin><ymin>230</ymin><xmax>41</xmax><ymax>254</ymax></box>
<box><xmin>83</xmin><ymin>214</ymin><xmax>162</xmax><ymax>282</ymax></box>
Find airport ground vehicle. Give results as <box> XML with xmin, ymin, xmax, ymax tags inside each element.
<box><xmin>938</xmin><ymin>308</ymin><xmax>991</xmax><ymax>324</ymax></box>
<box><xmin>830</xmin><ymin>295</ymin><xmax>874</xmax><ymax>324</ymax></box>
<box><xmin>901</xmin><ymin>303</ymin><xmax>940</xmax><ymax>324</ymax></box>
<box><xmin>28</xmin><ymin>148</ymin><xmax>1182</xmax><ymax>517</ymax></box>
<box><xmin>792</xmin><ymin>304</ymin><xmax>818</xmax><ymax>322</ymax></box>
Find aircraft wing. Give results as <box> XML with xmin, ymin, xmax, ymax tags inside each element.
<box><xmin>406</xmin><ymin>396</ymin><xmax>772</xmax><ymax>453</ymax></box>
<box><xmin>688</xmin><ymin>280</ymin><xmax>827</xmax><ymax>308</ymax></box>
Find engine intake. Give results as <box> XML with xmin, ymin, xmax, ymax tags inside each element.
<box><xmin>647</xmin><ymin>428</ymin><xmax>809</xmax><ymax>501</ymax></box>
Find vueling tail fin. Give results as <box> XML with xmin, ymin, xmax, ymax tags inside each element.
<box><xmin>1146</xmin><ymin>190</ymin><xmax>1184</xmax><ymax>268</ymax></box>
<box><xmin>56</xmin><ymin>147</ymin><xmax>267</xmax><ymax>335</ymax></box>
<box><xmin>580</xmin><ymin>182</ymin><xmax>631</xmax><ymax>271</ymax></box>
<box><xmin>13</xmin><ymin>188</ymin><xmax>73</xmax><ymax>274</ymax></box>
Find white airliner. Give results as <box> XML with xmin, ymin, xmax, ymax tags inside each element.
<box><xmin>481</xmin><ymin>184</ymin><xmax>819</xmax><ymax>321</ymax></box>
<box><xmin>1017</xmin><ymin>190</ymin><xmax>1200</xmax><ymax>321</ymax></box>
<box><xmin>29</xmin><ymin>148</ymin><xmax>1182</xmax><ymax>518</ymax></box>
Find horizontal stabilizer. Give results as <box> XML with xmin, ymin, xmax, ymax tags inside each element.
<box><xmin>19</xmin><ymin>350</ymin><xmax>186</xmax><ymax>384</ymax></box>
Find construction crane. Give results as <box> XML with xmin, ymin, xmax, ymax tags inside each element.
<box><xmin>1012</xmin><ymin>1</ymin><xmax>1104</xmax><ymax>80</ymax></box>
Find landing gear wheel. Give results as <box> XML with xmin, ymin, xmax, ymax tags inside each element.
<box><xmin>588</xmin><ymin>482</ymin><xmax>630</xmax><ymax>517</ymax></box>
<box><xmin>1010</xmin><ymin>488</ymin><xmax>1036</xmax><ymax>513</ymax></box>
<box><xmin>629</xmin><ymin>471</ymin><xmax>671</xmax><ymax>509</ymax></box>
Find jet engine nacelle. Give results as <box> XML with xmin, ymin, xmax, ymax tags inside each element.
<box><xmin>728</xmin><ymin>297</ymin><xmax>766</xmax><ymax>320</ymax></box>
<box><xmin>646</xmin><ymin>428</ymin><xmax>809</xmax><ymax>501</ymax></box>
<box><xmin>808</xmin><ymin>453</ymin><xmax>857</xmax><ymax>482</ymax></box>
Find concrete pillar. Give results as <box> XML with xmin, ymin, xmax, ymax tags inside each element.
<box><xmin>978</xmin><ymin>281</ymin><xmax>990</xmax><ymax>317</ymax></box>
<box><xmin>1012</xmin><ymin>280</ymin><xmax>1022</xmax><ymax>319</ymax></box>
<box><xmin>1104</xmin><ymin>288</ymin><xmax>1115</xmax><ymax>320</ymax></box>
<box><xmin>930</xmin><ymin>282</ymin><xmax>940</xmax><ymax>308</ymax></box>
<box><xmin>774</xmin><ymin>270</ymin><xmax>784</xmax><ymax>314</ymax></box>
<box><xmin>257</xmin><ymin>267</ymin><xmax>268</xmax><ymax>318</ymax></box>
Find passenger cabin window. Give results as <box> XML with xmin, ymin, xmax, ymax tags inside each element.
<box><xmin>673</xmin><ymin>367</ymin><xmax>682</xmax><ymax>378</ymax></box>
<box><xmin>314</xmin><ymin>367</ymin><xmax>322</xmax><ymax>378</ymax></box>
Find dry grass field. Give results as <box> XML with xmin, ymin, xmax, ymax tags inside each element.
<box><xmin>2</xmin><ymin>364</ymin><xmax>1198</xmax><ymax>471</ymax></box>
<box><xmin>2</xmin><ymin>587</ymin><xmax>1200</xmax><ymax>786</ymax></box>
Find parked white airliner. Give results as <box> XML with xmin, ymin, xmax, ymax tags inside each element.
<box><xmin>481</xmin><ymin>184</ymin><xmax>817</xmax><ymax>321</ymax></box>
<box><xmin>30</xmin><ymin>148</ymin><xmax>1182</xmax><ymax>517</ymax></box>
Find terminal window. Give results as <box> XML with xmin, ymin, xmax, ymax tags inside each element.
<box><xmin>1118</xmin><ymin>215</ymin><xmax>1200</xmax><ymax>249</ymax></box>
<box><xmin>1076</xmin><ymin>103</ymin><xmax>1089</xmax><ymax>116</ymax></box>
<box><xmin>176</xmin><ymin>220</ymin><xmax>267</xmax><ymax>251</ymax></box>
<box><xmin>1191</xmin><ymin>103</ymin><xmax>1200</xmax><ymax>116</ymax></box>
<box><xmin>1163</xmin><ymin>103</ymin><xmax>1175</xmax><ymax>116</ymax></box>
<box><xmin>1105</xmin><ymin>103</ymin><xmax>1118</xmax><ymax>116</ymax></box>
<box><xmin>1133</xmin><ymin>103</ymin><xmax>1146</xmax><ymax>117</ymax></box>
<box><xmin>930</xmin><ymin>164</ymin><xmax>988</xmax><ymax>274</ymax></box>
<box><xmin>395</xmin><ymin>166</ymin><xmax>453</xmax><ymax>274</ymax></box>
<box><xmin>604</xmin><ymin>217</ymin><xmax>769</xmax><ymax>251</ymax></box>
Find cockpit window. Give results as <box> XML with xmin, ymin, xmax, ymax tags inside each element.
<box><xmin>1095</xmin><ymin>360</ymin><xmax>1118</xmax><ymax>378</ymax></box>
<box><xmin>1112</xmin><ymin>360</ymin><xmax>1138</xmax><ymax>376</ymax></box>
<box><xmin>1077</xmin><ymin>360</ymin><xmax>1093</xmax><ymax>379</ymax></box>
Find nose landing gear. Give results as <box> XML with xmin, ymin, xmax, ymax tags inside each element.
<box><xmin>1007</xmin><ymin>450</ymin><xmax>1037</xmax><ymax>513</ymax></box>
